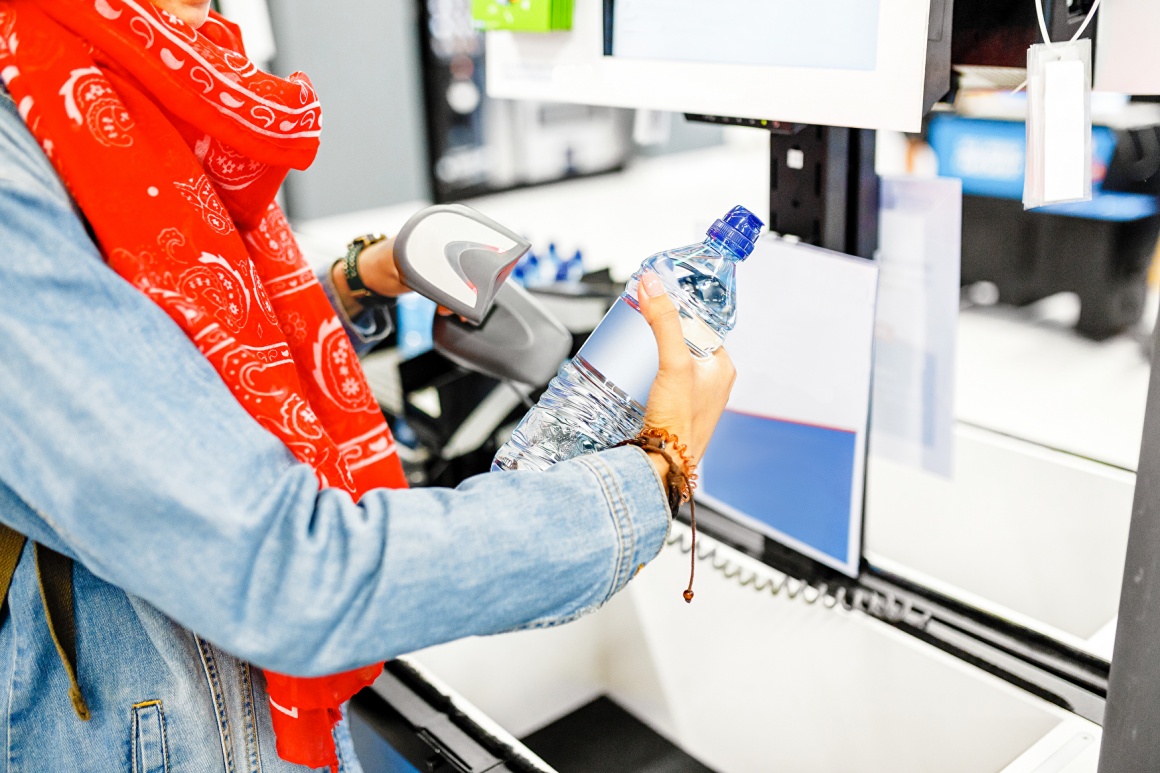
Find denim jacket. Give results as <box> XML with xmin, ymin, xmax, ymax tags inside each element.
<box><xmin>0</xmin><ymin>87</ymin><xmax>670</xmax><ymax>771</ymax></box>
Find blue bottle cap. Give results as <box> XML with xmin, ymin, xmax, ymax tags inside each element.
<box><xmin>706</xmin><ymin>205</ymin><xmax>764</xmax><ymax>260</ymax></box>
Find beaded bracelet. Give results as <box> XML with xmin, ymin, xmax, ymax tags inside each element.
<box><xmin>613</xmin><ymin>427</ymin><xmax>699</xmax><ymax>603</ymax></box>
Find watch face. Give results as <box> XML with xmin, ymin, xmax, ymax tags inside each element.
<box><xmin>353</xmin><ymin>234</ymin><xmax>385</xmax><ymax>248</ymax></box>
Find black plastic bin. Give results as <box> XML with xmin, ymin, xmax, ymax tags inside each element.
<box><xmin>961</xmin><ymin>193</ymin><xmax>1160</xmax><ymax>340</ymax></box>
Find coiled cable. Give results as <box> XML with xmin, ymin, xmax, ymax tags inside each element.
<box><xmin>664</xmin><ymin>524</ymin><xmax>933</xmax><ymax>630</ymax></box>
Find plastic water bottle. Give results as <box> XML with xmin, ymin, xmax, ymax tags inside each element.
<box><xmin>492</xmin><ymin>205</ymin><xmax>763</xmax><ymax>472</ymax></box>
<box><xmin>546</xmin><ymin>243</ymin><xmax>562</xmax><ymax>280</ymax></box>
<box><xmin>555</xmin><ymin>248</ymin><xmax>584</xmax><ymax>283</ymax></box>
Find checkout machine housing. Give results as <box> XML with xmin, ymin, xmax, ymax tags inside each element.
<box><xmin>352</xmin><ymin>2</ymin><xmax>1160</xmax><ymax>772</ymax></box>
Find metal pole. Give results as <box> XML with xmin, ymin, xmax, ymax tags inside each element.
<box><xmin>1098</xmin><ymin>314</ymin><xmax>1160</xmax><ymax>772</ymax></box>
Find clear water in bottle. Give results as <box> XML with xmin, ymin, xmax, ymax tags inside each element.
<box><xmin>492</xmin><ymin>205</ymin><xmax>764</xmax><ymax>472</ymax></box>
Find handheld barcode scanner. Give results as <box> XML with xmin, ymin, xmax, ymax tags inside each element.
<box><xmin>393</xmin><ymin>204</ymin><xmax>530</xmax><ymax>325</ymax></box>
<box><xmin>393</xmin><ymin>204</ymin><xmax>572</xmax><ymax>386</ymax></box>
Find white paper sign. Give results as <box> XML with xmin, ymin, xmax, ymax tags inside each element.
<box><xmin>871</xmin><ymin>176</ymin><xmax>961</xmax><ymax>478</ymax></box>
<box><xmin>699</xmin><ymin>237</ymin><xmax>878</xmax><ymax>577</ymax></box>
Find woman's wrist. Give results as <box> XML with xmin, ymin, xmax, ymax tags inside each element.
<box><xmin>355</xmin><ymin>237</ymin><xmax>406</xmax><ymax>296</ymax></box>
<box><xmin>330</xmin><ymin>236</ymin><xmax>407</xmax><ymax>319</ymax></box>
<box><xmin>647</xmin><ymin>452</ymin><xmax>673</xmax><ymax>492</ymax></box>
<box><xmin>614</xmin><ymin>434</ymin><xmax>690</xmax><ymax>518</ymax></box>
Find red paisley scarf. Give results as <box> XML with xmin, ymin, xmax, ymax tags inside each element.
<box><xmin>0</xmin><ymin>0</ymin><xmax>406</xmax><ymax>768</ymax></box>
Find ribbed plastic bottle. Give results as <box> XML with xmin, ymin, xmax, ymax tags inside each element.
<box><xmin>492</xmin><ymin>205</ymin><xmax>764</xmax><ymax>472</ymax></box>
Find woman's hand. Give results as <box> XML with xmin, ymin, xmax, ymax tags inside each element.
<box><xmin>331</xmin><ymin>236</ymin><xmax>410</xmax><ymax>317</ymax></box>
<box><xmin>637</xmin><ymin>270</ymin><xmax>736</xmax><ymax>476</ymax></box>
<box><xmin>355</xmin><ymin>237</ymin><xmax>411</xmax><ymax>297</ymax></box>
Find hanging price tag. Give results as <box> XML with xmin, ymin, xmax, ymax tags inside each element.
<box><xmin>1023</xmin><ymin>38</ymin><xmax>1093</xmax><ymax>209</ymax></box>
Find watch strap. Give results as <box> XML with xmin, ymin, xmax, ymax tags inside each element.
<box><xmin>342</xmin><ymin>233</ymin><xmax>391</xmax><ymax>307</ymax></box>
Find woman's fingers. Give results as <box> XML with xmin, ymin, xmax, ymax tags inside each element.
<box><xmin>435</xmin><ymin>306</ymin><xmax>470</xmax><ymax>323</ymax></box>
<box><xmin>637</xmin><ymin>271</ymin><xmax>689</xmax><ymax>374</ymax></box>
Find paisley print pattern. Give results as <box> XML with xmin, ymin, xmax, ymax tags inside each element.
<box><xmin>173</xmin><ymin>175</ymin><xmax>233</xmax><ymax>234</ymax></box>
<box><xmin>60</xmin><ymin>66</ymin><xmax>134</xmax><ymax>146</ymax></box>
<box><xmin>176</xmin><ymin>253</ymin><xmax>250</xmax><ymax>332</ymax></box>
<box><xmin>198</xmin><ymin>137</ymin><xmax>267</xmax><ymax>191</ymax></box>
<box><xmin>244</xmin><ymin>203</ymin><xmax>302</xmax><ymax>265</ymax></box>
<box><xmin>312</xmin><ymin>318</ymin><xmax>376</xmax><ymax>413</ymax></box>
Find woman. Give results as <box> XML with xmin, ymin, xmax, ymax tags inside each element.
<box><xmin>0</xmin><ymin>0</ymin><xmax>734</xmax><ymax>770</ymax></box>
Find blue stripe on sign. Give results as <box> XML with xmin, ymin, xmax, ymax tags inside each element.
<box><xmin>702</xmin><ymin>410</ymin><xmax>857</xmax><ymax>565</ymax></box>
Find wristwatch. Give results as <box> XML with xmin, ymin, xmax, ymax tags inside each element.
<box><xmin>338</xmin><ymin>233</ymin><xmax>391</xmax><ymax>306</ymax></box>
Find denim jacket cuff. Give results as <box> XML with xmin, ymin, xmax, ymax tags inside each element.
<box><xmin>575</xmin><ymin>445</ymin><xmax>672</xmax><ymax>602</ymax></box>
<box><xmin>315</xmin><ymin>265</ymin><xmax>393</xmax><ymax>355</ymax></box>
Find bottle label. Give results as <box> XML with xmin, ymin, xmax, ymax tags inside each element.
<box><xmin>576</xmin><ymin>297</ymin><xmax>658</xmax><ymax>407</ymax></box>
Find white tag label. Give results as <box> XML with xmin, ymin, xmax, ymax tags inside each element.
<box><xmin>1023</xmin><ymin>39</ymin><xmax>1092</xmax><ymax>209</ymax></box>
<box><xmin>1042</xmin><ymin>59</ymin><xmax>1086</xmax><ymax>202</ymax></box>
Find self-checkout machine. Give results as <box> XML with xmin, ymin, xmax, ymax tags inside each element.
<box><xmin>347</xmin><ymin>2</ymin><xmax>1160</xmax><ymax>771</ymax></box>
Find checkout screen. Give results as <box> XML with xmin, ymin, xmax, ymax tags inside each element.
<box><xmin>606</xmin><ymin>0</ymin><xmax>881</xmax><ymax>72</ymax></box>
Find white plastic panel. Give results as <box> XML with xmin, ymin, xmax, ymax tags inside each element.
<box><xmin>866</xmin><ymin>423</ymin><xmax>1134</xmax><ymax>644</ymax></box>
<box><xmin>1095</xmin><ymin>0</ymin><xmax>1160</xmax><ymax>95</ymax></box>
<box><xmin>413</xmin><ymin>532</ymin><xmax>1076</xmax><ymax>773</ymax></box>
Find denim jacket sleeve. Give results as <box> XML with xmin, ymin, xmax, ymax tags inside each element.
<box><xmin>315</xmin><ymin>261</ymin><xmax>394</xmax><ymax>355</ymax></box>
<box><xmin>0</xmin><ymin>89</ymin><xmax>671</xmax><ymax>677</ymax></box>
